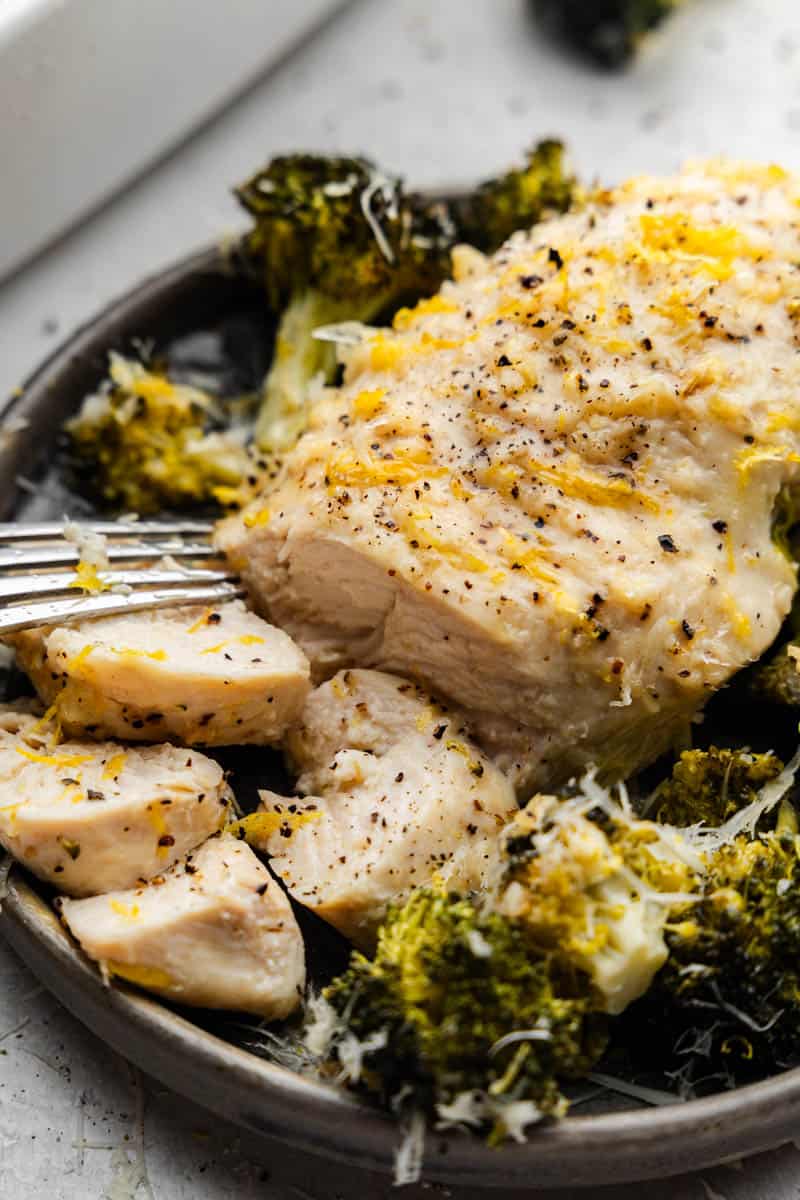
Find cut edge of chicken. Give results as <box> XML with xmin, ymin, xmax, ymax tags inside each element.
<box><xmin>0</xmin><ymin>705</ymin><xmax>231</xmax><ymax>896</ymax></box>
<box><xmin>11</xmin><ymin>599</ymin><xmax>311</xmax><ymax>748</ymax></box>
<box><xmin>58</xmin><ymin>832</ymin><xmax>306</xmax><ymax>1020</ymax></box>
<box><xmin>252</xmin><ymin>669</ymin><xmax>519</xmax><ymax>948</ymax></box>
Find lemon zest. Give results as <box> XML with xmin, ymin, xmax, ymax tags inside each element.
<box><xmin>326</xmin><ymin>449</ymin><xmax>445</xmax><ymax>492</ymax></box>
<box><xmin>16</xmin><ymin>747</ymin><xmax>94</xmax><ymax>768</ymax></box>
<box><xmin>228</xmin><ymin>809</ymin><xmax>321</xmax><ymax>844</ymax></box>
<box><xmin>400</xmin><ymin>512</ymin><xmax>493</xmax><ymax>574</ymax></box>
<box><xmin>529</xmin><ymin>458</ymin><xmax>660</xmax><ymax>513</ymax></box>
<box><xmin>111</xmin><ymin>648</ymin><xmax>167</xmax><ymax>662</ymax></box>
<box><xmin>106</xmin><ymin>961</ymin><xmax>173</xmax><ymax>989</ymax></box>
<box><xmin>243</xmin><ymin>507</ymin><xmax>270</xmax><ymax>529</ymax></box>
<box><xmin>720</xmin><ymin>592</ymin><xmax>752</xmax><ymax>642</ymax></box>
<box><xmin>102</xmin><ymin>751</ymin><xmax>127</xmax><ymax>780</ymax></box>
<box><xmin>68</xmin><ymin>561</ymin><xmax>107</xmax><ymax>594</ymax></box>
<box><xmin>392</xmin><ymin>295</ymin><xmax>457</xmax><ymax>331</ymax></box>
<box><xmin>187</xmin><ymin>609</ymin><xmax>214</xmax><ymax>634</ymax></box>
<box><xmin>67</xmin><ymin>644</ymin><xmax>95</xmax><ymax>672</ymax></box>
<box><xmin>444</xmin><ymin>739</ymin><xmax>484</xmax><ymax>776</ymax></box>
<box><xmin>351</xmin><ymin>388</ymin><xmax>386</xmax><ymax>421</ymax></box>
<box><xmin>30</xmin><ymin>703</ymin><xmax>63</xmax><ymax>746</ymax></box>
<box><xmin>146</xmin><ymin>803</ymin><xmax>171</xmax><ymax>857</ymax></box>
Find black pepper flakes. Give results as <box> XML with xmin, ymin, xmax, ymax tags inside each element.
<box><xmin>658</xmin><ymin>534</ymin><xmax>679</xmax><ymax>553</ymax></box>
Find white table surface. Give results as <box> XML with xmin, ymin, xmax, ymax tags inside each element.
<box><xmin>2</xmin><ymin>0</ymin><xmax>800</xmax><ymax>1194</ymax></box>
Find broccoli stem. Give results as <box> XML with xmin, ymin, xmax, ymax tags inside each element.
<box><xmin>255</xmin><ymin>285</ymin><xmax>408</xmax><ymax>453</ymax></box>
<box><xmin>255</xmin><ymin>293</ymin><xmax>340</xmax><ymax>452</ymax></box>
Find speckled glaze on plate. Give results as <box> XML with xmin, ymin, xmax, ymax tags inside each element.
<box><xmin>1</xmin><ymin>246</ymin><xmax>800</xmax><ymax>1192</ymax></box>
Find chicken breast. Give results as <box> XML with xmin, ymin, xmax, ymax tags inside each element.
<box><xmin>220</xmin><ymin>161</ymin><xmax>800</xmax><ymax>795</ymax></box>
<box><xmin>253</xmin><ymin>668</ymin><xmax>517</xmax><ymax>947</ymax></box>
<box><xmin>12</xmin><ymin>600</ymin><xmax>310</xmax><ymax>747</ymax></box>
<box><xmin>59</xmin><ymin>833</ymin><xmax>305</xmax><ymax>1018</ymax></box>
<box><xmin>0</xmin><ymin>706</ymin><xmax>229</xmax><ymax>895</ymax></box>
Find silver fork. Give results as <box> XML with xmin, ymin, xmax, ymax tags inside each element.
<box><xmin>0</xmin><ymin>521</ymin><xmax>244</xmax><ymax>635</ymax></box>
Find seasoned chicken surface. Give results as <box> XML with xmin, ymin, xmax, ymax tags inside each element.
<box><xmin>0</xmin><ymin>707</ymin><xmax>229</xmax><ymax>895</ymax></box>
<box><xmin>59</xmin><ymin>833</ymin><xmax>305</xmax><ymax>1018</ymax></box>
<box><xmin>254</xmin><ymin>668</ymin><xmax>517</xmax><ymax>947</ymax></box>
<box><xmin>220</xmin><ymin>162</ymin><xmax>800</xmax><ymax>794</ymax></box>
<box><xmin>13</xmin><ymin>600</ymin><xmax>310</xmax><ymax>747</ymax></box>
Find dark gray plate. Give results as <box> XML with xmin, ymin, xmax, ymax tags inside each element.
<box><xmin>1</xmin><ymin>246</ymin><xmax>800</xmax><ymax>1191</ymax></box>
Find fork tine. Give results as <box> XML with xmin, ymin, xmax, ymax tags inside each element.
<box><xmin>0</xmin><ymin>542</ymin><xmax>219</xmax><ymax>571</ymax></box>
<box><xmin>0</xmin><ymin>521</ymin><xmax>214</xmax><ymax>541</ymax></box>
<box><xmin>0</xmin><ymin>568</ymin><xmax>236</xmax><ymax>603</ymax></box>
<box><xmin>0</xmin><ymin>581</ymin><xmax>245</xmax><ymax>635</ymax></box>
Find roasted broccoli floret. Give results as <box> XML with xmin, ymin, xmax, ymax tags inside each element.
<box><xmin>236</xmin><ymin>154</ymin><xmax>455</xmax><ymax>454</ymax></box>
<box><xmin>532</xmin><ymin>0</ymin><xmax>684</xmax><ymax>68</ymax></box>
<box><xmin>622</xmin><ymin>746</ymin><xmax>800</xmax><ymax>1088</ymax></box>
<box><xmin>318</xmin><ymin>886</ymin><xmax>607</xmax><ymax>1137</ymax></box>
<box><xmin>455</xmin><ymin>140</ymin><xmax>577</xmax><ymax>254</ymax></box>
<box><xmin>500</xmin><ymin>788</ymin><xmax>699</xmax><ymax>1014</ymax></box>
<box><xmin>745</xmin><ymin>570</ymin><xmax>800</xmax><ymax>709</ymax></box>
<box><xmin>772</xmin><ymin>481</ymin><xmax>800</xmax><ymax>560</ymax></box>
<box><xmin>66</xmin><ymin>353</ymin><xmax>253</xmax><ymax>514</ymax></box>
<box><xmin>634</xmin><ymin>803</ymin><xmax>800</xmax><ymax>1087</ymax></box>
<box><xmin>310</xmin><ymin>778</ymin><xmax>699</xmax><ymax>1137</ymax></box>
<box><xmin>748</xmin><ymin>643</ymin><xmax>800</xmax><ymax>708</ymax></box>
<box><xmin>650</xmin><ymin>747</ymin><xmax>784</xmax><ymax>829</ymax></box>
<box><xmin>236</xmin><ymin>146</ymin><xmax>577</xmax><ymax>456</ymax></box>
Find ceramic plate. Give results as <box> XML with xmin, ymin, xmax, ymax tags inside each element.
<box><xmin>1</xmin><ymin>247</ymin><xmax>799</xmax><ymax>1191</ymax></box>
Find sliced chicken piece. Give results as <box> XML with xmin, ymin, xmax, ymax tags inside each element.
<box><xmin>0</xmin><ymin>706</ymin><xmax>229</xmax><ymax>895</ymax></box>
<box><xmin>253</xmin><ymin>669</ymin><xmax>518</xmax><ymax>947</ymax></box>
<box><xmin>219</xmin><ymin>162</ymin><xmax>800</xmax><ymax>795</ymax></box>
<box><xmin>59</xmin><ymin>833</ymin><xmax>305</xmax><ymax>1018</ymax></box>
<box><xmin>12</xmin><ymin>600</ymin><xmax>310</xmax><ymax>747</ymax></box>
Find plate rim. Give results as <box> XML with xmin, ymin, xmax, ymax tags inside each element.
<box><xmin>6</xmin><ymin>863</ymin><xmax>800</xmax><ymax>1189</ymax></box>
<box><xmin>1</xmin><ymin>241</ymin><xmax>800</xmax><ymax>1189</ymax></box>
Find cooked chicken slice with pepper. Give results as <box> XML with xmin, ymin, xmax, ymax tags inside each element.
<box><xmin>59</xmin><ymin>833</ymin><xmax>305</xmax><ymax>1019</ymax></box>
<box><xmin>12</xmin><ymin>600</ymin><xmax>310</xmax><ymax>747</ymax></box>
<box><xmin>250</xmin><ymin>669</ymin><xmax>517</xmax><ymax>948</ymax></box>
<box><xmin>219</xmin><ymin>161</ymin><xmax>800</xmax><ymax>795</ymax></box>
<box><xmin>0</xmin><ymin>706</ymin><xmax>229</xmax><ymax>895</ymax></box>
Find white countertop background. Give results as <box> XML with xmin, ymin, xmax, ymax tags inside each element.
<box><xmin>2</xmin><ymin>0</ymin><xmax>800</xmax><ymax>1194</ymax></box>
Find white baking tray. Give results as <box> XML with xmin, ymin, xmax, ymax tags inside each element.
<box><xmin>0</xmin><ymin>0</ymin><xmax>346</xmax><ymax>280</ymax></box>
